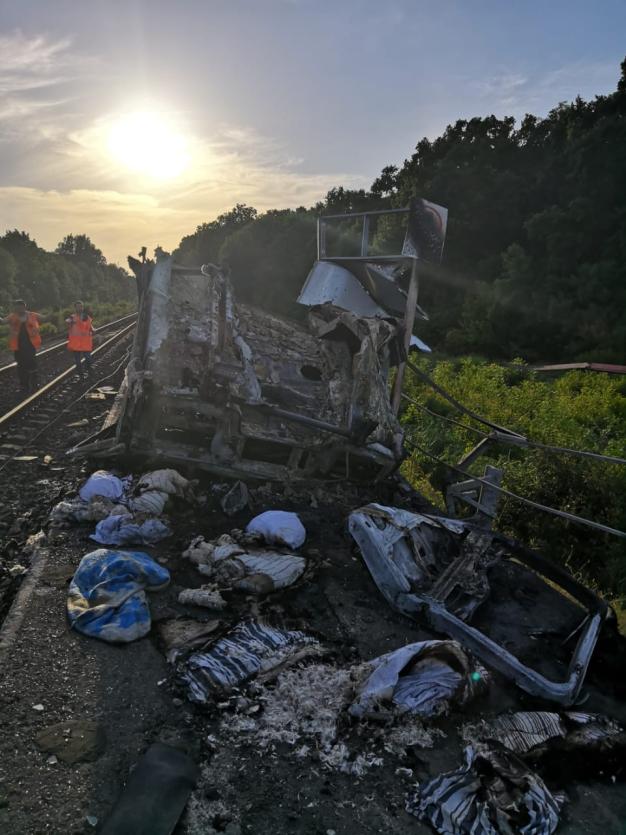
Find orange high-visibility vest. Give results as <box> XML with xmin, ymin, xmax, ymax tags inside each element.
<box><xmin>67</xmin><ymin>315</ymin><xmax>93</xmax><ymax>352</ymax></box>
<box><xmin>8</xmin><ymin>312</ymin><xmax>42</xmax><ymax>351</ymax></box>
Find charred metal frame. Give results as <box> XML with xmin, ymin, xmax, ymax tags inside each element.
<box><xmin>81</xmin><ymin>257</ymin><xmax>405</xmax><ymax>482</ymax></box>
<box><xmin>349</xmin><ymin>505</ymin><xmax>607</xmax><ymax>705</ymax></box>
<box><xmin>73</xmin><ymin>200</ymin><xmax>448</xmax><ymax>476</ymax></box>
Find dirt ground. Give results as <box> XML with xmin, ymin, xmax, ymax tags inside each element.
<box><xmin>1</xmin><ymin>473</ymin><xmax>626</xmax><ymax>835</ymax></box>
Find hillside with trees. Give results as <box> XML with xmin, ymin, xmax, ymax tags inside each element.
<box><xmin>0</xmin><ymin>231</ymin><xmax>135</xmax><ymax>313</ymax></box>
<box><xmin>176</xmin><ymin>58</ymin><xmax>626</xmax><ymax>364</ymax></box>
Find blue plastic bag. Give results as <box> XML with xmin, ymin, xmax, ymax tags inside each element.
<box><xmin>67</xmin><ymin>549</ymin><xmax>170</xmax><ymax>643</ymax></box>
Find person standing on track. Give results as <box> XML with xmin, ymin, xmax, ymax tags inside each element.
<box><xmin>1</xmin><ymin>300</ymin><xmax>47</xmax><ymax>394</ymax></box>
<box><xmin>66</xmin><ymin>301</ymin><xmax>94</xmax><ymax>380</ymax></box>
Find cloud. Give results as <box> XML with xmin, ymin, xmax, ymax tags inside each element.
<box><xmin>471</xmin><ymin>60</ymin><xmax>620</xmax><ymax>117</ymax></box>
<box><xmin>0</xmin><ymin>110</ymin><xmax>362</xmax><ymax>263</ymax></box>
<box><xmin>0</xmin><ymin>30</ymin><xmax>89</xmax><ymax>138</ymax></box>
<box><xmin>0</xmin><ymin>142</ymin><xmax>366</xmax><ymax>266</ymax></box>
<box><xmin>473</xmin><ymin>73</ymin><xmax>528</xmax><ymax>108</ymax></box>
<box><xmin>0</xmin><ymin>31</ymin><xmax>74</xmax><ymax>94</ymax></box>
<box><xmin>0</xmin><ymin>35</ymin><xmax>365</xmax><ymax>265</ymax></box>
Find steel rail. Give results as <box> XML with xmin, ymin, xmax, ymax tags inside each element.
<box><xmin>0</xmin><ymin>312</ymin><xmax>137</xmax><ymax>375</ymax></box>
<box><xmin>0</xmin><ymin>322</ymin><xmax>136</xmax><ymax>431</ymax></box>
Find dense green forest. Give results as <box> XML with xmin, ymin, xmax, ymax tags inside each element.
<box><xmin>0</xmin><ymin>231</ymin><xmax>135</xmax><ymax>314</ymax></box>
<box><xmin>177</xmin><ymin>58</ymin><xmax>626</xmax><ymax>364</ymax></box>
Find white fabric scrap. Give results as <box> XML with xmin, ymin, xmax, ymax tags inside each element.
<box><xmin>407</xmin><ymin>744</ymin><xmax>562</xmax><ymax>835</ymax></box>
<box><xmin>246</xmin><ymin>511</ymin><xmax>306</xmax><ymax>549</ymax></box>
<box><xmin>136</xmin><ymin>469</ymin><xmax>191</xmax><ymax>497</ymax></box>
<box><xmin>183</xmin><ymin>534</ymin><xmax>306</xmax><ymax>594</ymax></box>
<box><xmin>181</xmin><ymin>620</ymin><xmax>320</xmax><ymax>704</ymax></box>
<box><xmin>129</xmin><ymin>490</ymin><xmax>169</xmax><ymax>515</ymax></box>
<box><xmin>78</xmin><ymin>471</ymin><xmax>124</xmax><ymax>502</ymax></box>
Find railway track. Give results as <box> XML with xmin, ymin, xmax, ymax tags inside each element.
<box><xmin>0</xmin><ymin>319</ymin><xmax>136</xmax><ymax>624</ymax></box>
<box><xmin>0</xmin><ymin>312</ymin><xmax>137</xmax><ymax>409</ymax></box>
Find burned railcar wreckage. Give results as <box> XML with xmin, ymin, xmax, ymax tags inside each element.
<box><xmin>67</xmin><ymin>200</ymin><xmax>614</xmax><ymax>709</ymax></box>
<box><xmin>116</xmin><ymin>261</ymin><xmax>403</xmax><ymax>481</ymax></box>
<box><xmin>89</xmin><ymin>199</ymin><xmax>448</xmax><ymax>481</ymax></box>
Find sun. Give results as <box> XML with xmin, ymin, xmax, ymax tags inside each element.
<box><xmin>106</xmin><ymin>111</ymin><xmax>190</xmax><ymax>180</ymax></box>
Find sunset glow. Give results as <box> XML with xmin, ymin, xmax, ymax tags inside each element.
<box><xmin>106</xmin><ymin>111</ymin><xmax>190</xmax><ymax>180</ymax></box>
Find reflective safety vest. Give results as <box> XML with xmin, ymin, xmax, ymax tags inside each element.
<box><xmin>67</xmin><ymin>315</ymin><xmax>93</xmax><ymax>352</ymax></box>
<box><xmin>8</xmin><ymin>312</ymin><xmax>41</xmax><ymax>351</ymax></box>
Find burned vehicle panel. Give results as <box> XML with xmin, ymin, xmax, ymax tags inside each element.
<box><xmin>348</xmin><ymin>504</ymin><xmax>607</xmax><ymax>706</ymax></box>
<box><xmin>114</xmin><ymin>258</ymin><xmax>404</xmax><ymax>482</ymax></box>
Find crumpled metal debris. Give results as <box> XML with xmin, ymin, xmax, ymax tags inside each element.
<box><xmin>105</xmin><ymin>257</ymin><xmax>404</xmax><ymax>483</ymax></box>
<box><xmin>348</xmin><ymin>503</ymin><xmax>607</xmax><ymax>706</ymax></box>
<box><xmin>348</xmin><ymin>503</ymin><xmax>496</xmax><ymax>621</ymax></box>
<box><xmin>179</xmin><ymin>619</ymin><xmax>322</xmax><ymax>705</ymax></box>
<box><xmin>407</xmin><ymin>743</ymin><xmax>564</xmax><ymax>835</ymax></box>
<box><xmin>349</xmin><ymin>640</ymin><xmax>488</xmax><ymax>720</ymax></box>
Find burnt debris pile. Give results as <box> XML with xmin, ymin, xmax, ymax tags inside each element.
<box><xmin>3</xmin><ymin>201</ymin><xmax>626</xmax><ymax>835</ymax></box>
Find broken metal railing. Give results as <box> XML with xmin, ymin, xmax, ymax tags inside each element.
<box><xmin>405</xmin><ymin>359</ymin><xmax>525</xmax><ymax>439</ymax></box>
<box><xmin>401</xmin><ymin>387</ymin><xmax>626</xmax><ymax>467</ymax></box>
<box><xmin>405</xmin><ymin>436</ymin><xmax>626</xmax><ymax>540</ymax></box>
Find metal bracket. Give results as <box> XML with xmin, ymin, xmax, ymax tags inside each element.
<box><xmin>446</xmin><ymin>464</ymin><xmax>503</xmax><ymax>529</ymax></box>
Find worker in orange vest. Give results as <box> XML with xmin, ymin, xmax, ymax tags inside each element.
<box><xmin>65</xmin><ymin>301</ymin><xmax>94</xmax><ymax>379</ymax></box>
<box><xmin>0</xmin><ymin>299</ymin><xmax>47</xmax><ymax>394</ymax></box>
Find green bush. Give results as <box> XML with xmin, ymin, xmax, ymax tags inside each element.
<box><xmin>400</xmin><ymin>357</ymin><xmax>626</xmax><ymax>602</ymax></box>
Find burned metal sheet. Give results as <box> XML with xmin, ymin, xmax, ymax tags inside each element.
<box><xmin>348</xmin><ymin>504</ymin><xmax>608</xmax><ymax>705</ymax></box>
<box><xmin>297</xmin><ymin>261</ymin><xmax>388</xmax><ymax>317</ymax></box>
<box><xmin>299</xmin><ymin>201</ymin><xmax>443</xmax><ymax>326</ymax></box>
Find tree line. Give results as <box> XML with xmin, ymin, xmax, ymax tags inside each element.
<box><xmin>176</xmin><ymin>57</ymin><xmax>626</xmax><ymax>364</ymax></box>
<box><xmin>0</xmin><ymin>231</ymin><xmax>135</xmax><ymax>313</ymax></box>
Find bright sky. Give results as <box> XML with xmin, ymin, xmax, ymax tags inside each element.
<box><xmin>0</xmin><ymin>0</ymin><xmax>623</xmax><ymax>266</ymax></box>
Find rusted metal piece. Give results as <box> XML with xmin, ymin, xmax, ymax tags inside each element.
<box><xmin>99</xmin><ymin>256</ymin><xmax>405</xmax><ymax>481</ymax></box>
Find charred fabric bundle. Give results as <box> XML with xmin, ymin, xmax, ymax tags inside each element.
<box><xmin>96</xmin><ymin>259</ymin><xmax>405</xmax><ymax>482</ymax></box>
